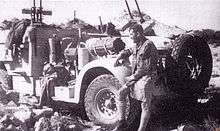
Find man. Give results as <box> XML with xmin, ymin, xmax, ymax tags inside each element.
<box><xmin>114</xmin><ymin>23</ymin><xmax>161</xmax><ymax>131</ymax></box>
<box><xmin>5</xmin><ymin>19</ymin><xmax>31</xmax><ymax>65</ymax></box>
<box><xmin>37</xmin><ymin>62</ymin><xmax>71</xmax><ymax>108</ymax></box>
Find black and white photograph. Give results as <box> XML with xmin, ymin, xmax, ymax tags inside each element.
<box><xmin>0</xmin><ymin>0</ymin><xmax>220</xmax><ymax>130</ymax></box>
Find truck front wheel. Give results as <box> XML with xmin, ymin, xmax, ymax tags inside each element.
<box><xmin>84</xmin><ymin>74</ymin><xmax>140</xmax><ymax>130</ymax></box>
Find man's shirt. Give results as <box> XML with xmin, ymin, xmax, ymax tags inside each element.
<box><xmin>120</xmin><ymin>39</ymin><xmax>158</xmax><ymax>81</ymax></box>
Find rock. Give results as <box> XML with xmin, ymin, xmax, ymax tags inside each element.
<box><xmin>34</xmin><ymin>117</ymin><xmax>51</xmax><ymax>131</ymax></box>
<box><xmin>7</xmin><ymin>101</ymin><xmax>18</xmax><ymax>107</ymax></box>
<box><xmin>19</xmin><ymin>94</ymin><xmax>38</xmax><ymax>106</ymax></box>
<box><xmin>13</xmin><ymin>109</ymin><xmax>33</xmax><ymax>123</ymax></box>
<box><xmin>50</xmin><ymin>115</ymin><xmax>63</xmax><ymax>131</ymax></box>
<box><xmin>67</xmin><ymin>124</ymin><xmax>76</xmax><ymax>129</ymax></box>
<box><xmin>0</xmin><ymin>114</ymin><xmax>12</xmax><ymax>127</ymax></box>
<box><xmin>53</xmin><ymin>112</ymin><xmax>59</xmax><ymax>117</ymax></box>
<box><xmin>6</xmin><ymin>91</ymin><xmax>19</xmax><ymax>103</ymax></box>
<box><xmin>0</xmin><ymin>87</ymin><xmax>6</xmax><ymax>99</ymax></box>
<box><xmin>14</xmin><ymin>123</ymin><xmax>28</xmax><ymax>131</ymax></box>
<box><xmin>32</xmin><ymin>107</ymin><xmax>53</xmax><ymax>120</ymax></box>
<box><xmin>10</xmin><ymin>116</ymin><xmax>23</xmax><ymax>127</ymax></box>
<box><xmin>0</xmin><ymin>91</ymin><xmax>20</xmax><ymax>105</ymax></box>
<box><xmin>50</xmin><ymin>115</ymin><xmax>91</xmax><ymax>131</ymax></box>
<box><xmin>0</xmin><ymin>106</ymin><xmax>17</xmax><ymax>115</ymax></box>
<box><xmin>0</xmin><ymin>123</ymin><xmax>5</xmax><ymax>131</ymax></box>
<box><xmin>5</xmin><ymin>124</ymin><xmax>17</xmax><ymax>131</ymax></box>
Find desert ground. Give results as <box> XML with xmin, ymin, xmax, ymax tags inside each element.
<box><xmin>0</xmin><ymin>7</ymin><xmax>220</xmax><ymax>131</ymax></box>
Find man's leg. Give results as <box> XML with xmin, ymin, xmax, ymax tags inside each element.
<box><xmin>137</xmin><ymin>100</ymin><xmax>152</xmax><ymax>131</ymax></box>
<box><xmin>118</xmin><ymin>85</ymin><xmax>130</xmax><ymax>120</ymax></box>
<box><xmin>45</xmin><ymin>78</ymin><xmax>55</xmax><ymax>106</ymax></box>
<box><xmin>114</xmin><ymin>85</ymin><xmax>130</xmax><ymax>131</ymax></box>
<box><xmin>38</xmin><ymin>79</ymin><xmax>48</xmax><ymax>107</ymax></box>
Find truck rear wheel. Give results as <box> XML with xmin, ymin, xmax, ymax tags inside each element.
<box><xmin>84</xmin><ymin>74</ymin><xmax>140</xmax><ymax>130</ymax></box>
<box><xmin>171</xmin><ymin>33</ymin><xmax>212</xmax><ymax>96</ymax></box>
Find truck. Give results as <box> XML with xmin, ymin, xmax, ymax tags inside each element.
<box><xmin>0</xmin><ymin>0</ymin><xmax>215</xmax><ymax>130</ymax></box>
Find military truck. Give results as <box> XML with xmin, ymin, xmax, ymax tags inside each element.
<box><xmin>0</xmin><ymin>0</ymin><xmax>214</xmax><ymax>130</ymax></box>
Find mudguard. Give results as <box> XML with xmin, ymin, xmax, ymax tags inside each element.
<box><xmin>74</xmin><ymin>57</ymin><xmax>132</xmax><ymax>103</ymax></box>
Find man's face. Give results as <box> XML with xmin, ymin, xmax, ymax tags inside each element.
<box><xmin>129</xmin><ymin>29</ymin><xmax>139</xmax><ymax>43</ymax></box>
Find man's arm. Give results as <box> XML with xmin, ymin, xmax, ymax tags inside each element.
<box><xmin>119</xmin><ymin>48</ymin><xmax>133</xmax><ymax>59</ymax></box>
<box><xmin>114</xmin><ymin>48</ymin><xmax>133</xmax><ymax>66</ymax></box>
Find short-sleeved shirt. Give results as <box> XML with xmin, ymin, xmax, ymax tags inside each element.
<box><xmin>120</xmin><ymin>39</ymin><xmax>158</xmax><ymax>80</ymax></box>
<box><xmin>120</xmin><ymin>39</ymin><xmax>165</xmax><ymax>101</ymax></box>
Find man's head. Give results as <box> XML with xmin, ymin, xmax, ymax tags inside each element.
<box><xmin>129</xmin><ymin>23</ymin><xmax>145</xmax><ymax>44</ymax></box>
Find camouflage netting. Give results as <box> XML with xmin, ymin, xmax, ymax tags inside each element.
<box><xmin>113</xmin><ymin>10</ymin><xmax>187</xmax><ymax>37</ymax></box>
<box><xmin>63</xmin><ymin>18</ymin><xmax>99</xmax><ymax>33</ymax></box>
<box><xmin>0</xmin><ymin>18</ymin><xmax>20</xmax><ymax>31</ymax></box>
<box><xmin>5</xmin><ymin>19</ymin><xmax>31</xmax><ymax>50</ymax></box>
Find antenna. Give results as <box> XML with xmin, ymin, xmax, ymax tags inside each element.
<box><xmin>74</xmin><ymin>10</ymin><xmax>76</xmax><ymax>19</ymax></box>
<box><xmin>124</xmin><ymin>0</ymin><xmax>133</xmax><ymax>19</ymax></box>
<box><xmin>134</xmin><ymin>0</ymin><xmax>145</xmax><ymax>23</ymax></box>
<box><xmin>99</xmin><ymin>16</ymin><xmax>104</xmax><ymax>33</ymax></box>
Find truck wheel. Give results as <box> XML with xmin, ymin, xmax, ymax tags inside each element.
<box><xmin>171</xmin><ymin>33</ymin><xmax>212</xmax><ymax>95</ymax></box>
<box><xmin>84</xmin><ymin>74</ymin><xmax>140</xmax><ymax>129</ymax></box>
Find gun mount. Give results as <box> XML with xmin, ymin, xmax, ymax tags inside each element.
<box><xmin>22</xmin><ymin>0</ymin><xmax>52</xmax><ymax>24</ymax></box>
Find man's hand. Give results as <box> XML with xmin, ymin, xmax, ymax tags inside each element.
<box><xmin>125</xmin><ymin>75</ymin><xmax>136</xmax><ymax>87</ymax></box>
<box><xmin>114</xmin><ymin>59</ymin><xmax>125</xmax><ymax>67</ymax></box>
<box><xmin>125</xmin><ymin>75</ymin><xmax>136</xmax><ymax>82</ymax></box>
<box><xmin>114</xmin><ymin>58</ymin><xmax>120</xmax><ymax>67</ymax></box>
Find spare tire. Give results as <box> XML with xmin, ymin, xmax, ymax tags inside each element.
<box><xmin>84</xmin><ymin>74</ymin><xmax>140</xmax><ymax>130</ymax></box>
<box><xmin>171</xmin><ymin>33</ymin><xmax>212</xmax><ymax>96</ymax></box>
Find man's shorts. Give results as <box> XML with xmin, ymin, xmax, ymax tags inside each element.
<box><xmin>130</xmin><ymin>72</ymin><xmax>166</xmax><ymax>102</ymax></box>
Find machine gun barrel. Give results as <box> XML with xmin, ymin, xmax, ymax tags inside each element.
<box><xmin>32</xmin><ymin>0</ymin><xmax>36</xmax><ymax>23</ymax></box>
<box><xmin>39</xmin><ymin>0</ymin><xmax>42</xmax><ymax>22</ymax></box>
<box><xmin>134</xmin><ymin>0</ymin><xmax>145</xmax><ymax>23</ymax></box>
<box><xmin>22</xmin><ymin>0</ymin><xmax>52</xmax><ymax>24</ymax></box>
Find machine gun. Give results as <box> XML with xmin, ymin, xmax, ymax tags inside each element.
<box><xmin>22</xmin><ymin>0</ymin><xmax>52</xmax><ymax>24</ymax></box>
<box><xmin>121</xmin><ymin>0</ymin><xmax>145</xmax><ymax>31</ymax></box>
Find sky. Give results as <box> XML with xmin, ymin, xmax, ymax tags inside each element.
<box><xmin>0</xmin><ymin>0</ymin><xmax>220</xmax><ymax>30</ymax></box>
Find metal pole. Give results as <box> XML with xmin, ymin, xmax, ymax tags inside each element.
<box><xmin>33</xmin><ymin>0</ymin><xmax>36</xmax><ymax>7</ymax></box>
<box><xmin>99</xmin><ymin>16</ymin><xmax>104</xmax><ymax>33</ymax></box>
<box><xmin>74</xmin><ymin>10</ymin><xmax>76</xmax><ymax>19</ymax></box>
<box><xmin>134</xmin><ymin>0</ymin><xmax>145</xmax><ymax>23</ymax></box>
<box><xmin>32</xmin><ymin>0</ymin><xmax>36</xmax><ymax>23</ymax></box>
<box><xmin>39</xmin><ymin>0</ymin><xmax>43</xmax><ymax>22</ymax></box>
<box><xmin>125</xmin><ymin>0</ymin><xmax>133</xmax><ymax>19</ymax></box>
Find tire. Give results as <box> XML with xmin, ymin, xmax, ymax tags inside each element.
<box><xmin>0</xmin><ymin>62</ymin><xmax>13</xmax><ymax>90</ymax></box>
<box><xmin>84</xmin><ymin>74</ymin><xmax>141</xmax><ymax>129</ymax></box>
<box><xmin>171</xmin><ymin>33</ymin><xmax>213</xmax><ymax>96</ymax></box>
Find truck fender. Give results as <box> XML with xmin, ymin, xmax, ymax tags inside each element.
<box><xmin>74</xmin><ymin>58</ymin><xmax>131</xmax><ymax>104</ymax></box>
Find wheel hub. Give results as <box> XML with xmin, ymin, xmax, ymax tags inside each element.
<box><xmin>184</xmin><ymin>54</ymin><xmax>202</xmax><ymax>80</ymax></box>
<box><xmin>96</xmin><ymin>88</ymin><xmax>118</xmax><ymax>118</ymax></box>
